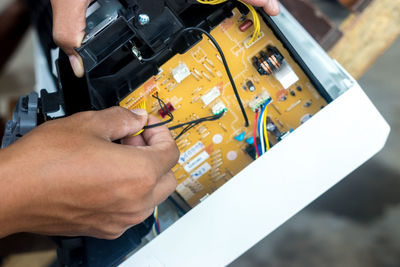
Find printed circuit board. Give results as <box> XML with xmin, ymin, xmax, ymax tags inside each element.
<box><xmin>120</xmin><ymin>9</ymin><xmax>327</xmax><ymax>207</ymax></box>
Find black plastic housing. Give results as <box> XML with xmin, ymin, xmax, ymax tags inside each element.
<box><xmin>57</xmin><ymin>0</ymin><xmax>332</xmax><ymax>116</ymax></box>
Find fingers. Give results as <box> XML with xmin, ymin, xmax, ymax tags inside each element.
<box><xmin>139</xmin><ymin>116</ymin><xmax>180</xmax><ymax>177</ymax></box>
<box><xmin>84</xmin><ymin>107</ymin><xmax>148</xmax><ymax>141</ymax></box>
<box><xmin>51</xmin><ymin>0</ymin><xmax>91</xmax><ymax>77</ymax></box>
<box><xmin>121</xmin><ymin>135</ymin><xmax>146</xmax><ymax>146</ymax></box>
<box><xmin>244</xmin><ymin>0</ymin><xmax>280</xmax><ymax>16</ymax></box>
<box><xmin>119</xmin><ymin>115</ymin><xmax>179</xmax><ymax>179</ymax></box>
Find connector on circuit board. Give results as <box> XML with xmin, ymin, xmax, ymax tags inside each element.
<box><xmin>249</xmin><ymin>91</ymin><xmax>272</xmax><ymax>112</ymax></box>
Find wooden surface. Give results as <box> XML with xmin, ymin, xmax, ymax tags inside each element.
<box><xmin>329</xmin><ymin>0</ymin><xmax>400</xmax><ymax>79</ymax></box>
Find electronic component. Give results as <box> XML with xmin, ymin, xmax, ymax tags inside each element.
<box><xmin>245</xmin><ymin>137</ymin><xmax>254</xmax><ymax>145</ymax></box>
<box><xmin>304</xmin><ymin>101</ymin><xmax>312</xmax><ymax>108</ymax></box>
<box><xmin>276</xmin><ymin>89</ymin><xmax>289</xmax><ymax>102</ymax></box>
<box><xmin>201</xmin><ymin>86</ymin><xmax>221</xmax><ymax>107</ymax></box>
<box><xmin>211</xmin><ymin>101</ymin><xmax>227</xmax><ymax>115</ymax></box>
<box><xmin>118</xmin><ymin>8</ymin><xmax>327</xmax><ymax>207</ymax></box>
<box><xmin>243</xmin><ymin>31</ymin><xmax>264</xmax><ymax>49</ymax></box>
<box><xmin>239</xmin><ymin>19</ymin><xmax>253</xmax><ymax>32</ymax></box>
<box><xmin>172</xmin><ymin>63</ymin><xmax>191</xmax><ymax>84</ymax></box>
<box><xmin>249</xmin><ymin>91</ymin><xmax>271</xmax><ymax>111</ymax></box>
<box><xmin>301</xmin><ymin>114</ymin><xmax>313</xmax><ymax>124</ymax></box>
<box><xmin>158</xmin><ymin>102</ymin><xmax>175</xmax><ymax>118</ymax></box>
<box><xmin>234</xmin><ymin>131</ymin><xmax>246</xmax><ymax>142</ymax></box>
<box><xmin>11</xmin><ymin>1</ymin><xmax>388</xmax><ymax>266</ymax></box>
<box><xmin>273</xmin><ymin>60</ymin><xmax>299</xmax><ymax>89</ymax></box>
<box><xmin>253</xmin><ymin>45</ymin><xmax>284</xmax><ymax>75</ymax></box>
<box><xmin>246</xmin><ymin>80</ymin><xmax>256</xmax><ymax>92</ymax></box>
<box><xmin>266</xmin><ymin>118</ymin><xmax>282</xmax><ymax>139</ymax></box>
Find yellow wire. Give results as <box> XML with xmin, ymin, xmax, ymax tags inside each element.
<box><xmin>197</xmin><ymin>0</ymin><xmax>261</xmax><ymax>45</ymax></box>
<box><xmin>131</xmin><ymin>100</ymin><xmax>147</xmax><ymax>136</ymax></box>
<box><xmin>263</xmin><ymin>105</ymin><xmax>270</xmax><ymax>151</ymax></box>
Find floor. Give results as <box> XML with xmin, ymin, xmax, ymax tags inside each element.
<box><xmin>0</xmin><ymin>0</ymin><xmax>399</xmax><ymax>266</ymax></box>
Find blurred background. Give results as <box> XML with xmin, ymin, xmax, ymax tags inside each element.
<box><xmin>0</xmin><ymin>0</ymin><xmax>399</xmax><ymax>266</ymax></box>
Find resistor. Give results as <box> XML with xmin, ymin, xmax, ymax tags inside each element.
<box><xmin>161</xmin><ymin>78</ymin><xmax>170</xmax><ymax>86</ymax></box>
<box><xmin>202</xmin><ymin>71</ymin><xmax>211</xmax><ymax>81</ymax></box>
<box><xmin>239</xmin><ymin>19</ymin><xmax>253</xmax><ymax>32</ymax></box>
<box><xmin>192</xmin><ymin>86</ymin><xmax>203</xmax><ymax>95</ymax></box>
<box><xmin>191</xmin><ymin>72</ymin><xmax>200</xmax><ymax>81</ymax></box>
<box><xmin>205</xmin><ymin>58</ymin><xmax>215</xmax><ymax>67</ymax></box>
<box><xmin>201</xmin><ymin>132</ymin><xmax>210</xmax><ymax>140</ymax></box>
<box><xmin>193</xmin><ymin>68</ymin><xmax>202</xmax><ymax>78</ymax></box>
<box><xmin>218</xmin><ymin>122</ymin><xmax>227</xmax><ymax>132</ymax></box>
<box><xmin>192</xmin><ymin>95</ymin><xmax>201</xmax><ymax>103</ymax></box>
<box><xmin>202</xmin><ymin>63</ymin><xmax>215</xmax><ymax>77</ymax></box>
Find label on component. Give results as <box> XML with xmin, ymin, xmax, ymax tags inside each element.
<box><xmin>184</xmin><ymin>151</ymin><xmax>210</xmax><ymax>173</ymax></box>
<box><xmin>190</xmin><ymin>162</ymin><xmax>212</xmax><ymax>180</ymax></box>
<box><xmin>179</xmin><ymin>141</ymin><xmax>205</xmax><ymax>165</ymax></box>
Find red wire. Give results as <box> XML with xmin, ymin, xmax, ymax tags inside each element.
<box><xmin>253</xmin><ymin>111</ymin><xmax>260</xmax><ymax>158</ymax></box>
<box><xmin>156</xmin><ymin>219</ymin><xmax>161</xmax><ymax>233</ymax></box>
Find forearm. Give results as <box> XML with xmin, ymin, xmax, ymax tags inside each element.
<box><xmin>0</xmin><ymin>149</ymin><xmax>27</xmax><ymax>238</ymax></box>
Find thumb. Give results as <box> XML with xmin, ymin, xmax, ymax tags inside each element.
<box><xmin>51</xmin><ymin>0</ymin><xmax>91</xmax><ymax>77</ymax></box>
<box><xmin>87</xmin><ymin>107</ymin><xmax>148</xmax><ymax>141</ymax></box>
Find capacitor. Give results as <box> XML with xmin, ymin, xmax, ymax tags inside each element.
<box><xmin>304</xmin><ymin>101</ymin><xmax>312</xmax><ymax>108</ymax></box>
<box><xmin>239</xmin><ymin>19</ymin><xmax>253</xmax><ymax>32</ymax></box>
<box><xmin>246</xmin><ymin>80</ymin><xmax>256</xmax><ymax>92</ymax></box>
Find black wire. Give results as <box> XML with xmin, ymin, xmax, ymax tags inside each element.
<box><xmin>174</xmin><ymin>27</ymin><xmax>249</xmax><ymax>127</ymax></box>
<box><xmin>169</xmin><ymin>112</ymin><xmax>225</xmax><ymax>130</ymax></box>
<box><xmin>141</xmin><ymin>51</ymin><xmax>163</xmax><ymax>62</ymax></box>
<box><xmin>139</xmin><ymin>27</ymin><xmax>249</xmax><ymax>127</ymax></box>
<box><xmin>170</xmin><ymin>112</ymin><xmax>225</xmax><ymax>140</ymax></box>
<box><xmin>143</xmin><ymin>92</ymin><xmax>174</xmax><ymax>129</ymax></box>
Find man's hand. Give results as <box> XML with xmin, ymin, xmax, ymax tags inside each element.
<box><xmin>51</xmin><ymin>0</ymin><xmax>280</xmax><ymax>78</ymax></box>
<box><xmin>0</xmin><ymin>107</ymin><xmax>179</xmax><ymax>239</ymax></box>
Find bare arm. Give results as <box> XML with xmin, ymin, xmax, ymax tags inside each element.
<box><xmin>0</xmin><ymin>107</ymin><xmax>179</xmax><ymax>239</ymax></box>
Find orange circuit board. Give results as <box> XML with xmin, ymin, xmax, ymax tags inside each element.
<box><xmin>120</xmin><ymin>9</ymin><xmax>327</xmax><ymax>207</ymax></box>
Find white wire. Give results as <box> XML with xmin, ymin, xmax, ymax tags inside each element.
<box><xmin>258</xmin><ymin>107</ymin><xmax>266</xmax><ymax>155</ymax></box>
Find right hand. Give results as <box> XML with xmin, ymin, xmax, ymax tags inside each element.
<box><xmin>0</xmin><ymin>107</ymin><xmax>179</xmax><ymax>239</ymax></box>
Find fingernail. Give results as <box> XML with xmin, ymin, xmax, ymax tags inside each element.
<box><xmin>69</xmin><ymin>55</ymin><xmax>85</xmax><ymax>78</ymax></box>
<box><xmin>131</xmin><ymin>108</ymin><xmax>147</xmax><ymax>116</ymax></box>
<box><xmin>271</xmin><ymin>0</ymin><xmax>280</xmax><ymax>14</ymax></box>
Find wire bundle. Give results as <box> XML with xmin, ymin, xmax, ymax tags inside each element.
<box><xmin>153</xmin><ymin>206</ymin><xmax>161</xmax><ymax>235</ymax></box>
<box><xmin>169</xmin><ymin>112</ymin><xmax>225</xmax><ymax>140</ymax></box>
<box><xmin>253</xmin><ymin>101</ymin><xmax>271</xmax><ymax>158</ymax></box>
<box><xmin>197</xmin><ymin>0</ymin><xmax>261</xmax><ymax>45</ymax></box>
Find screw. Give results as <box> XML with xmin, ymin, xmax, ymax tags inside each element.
<box><xmin>138</xmin><ymin>14</ymin><xmax>150</xmax><ymax>26</ymax></box>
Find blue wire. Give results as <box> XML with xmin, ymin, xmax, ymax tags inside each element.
<box><xmin>258</xmin><ymin>104</ymin><xmax>267</xmax><ymax>155</ymax></box>
<box><xmin>257</xmin><ymin>99</ymin><xmax>271</xmax><ymax>156</ymax></box>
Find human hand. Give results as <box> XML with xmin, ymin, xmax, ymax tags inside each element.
<box><xmin>51</xmin><ymin>0</ymin><xmax>280</xmax><ymax>78</ymax></box>
<box><xmin>0</xmin><ymin>107</ymin><xmax>179</xmax><ymax>239</ymax></box>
